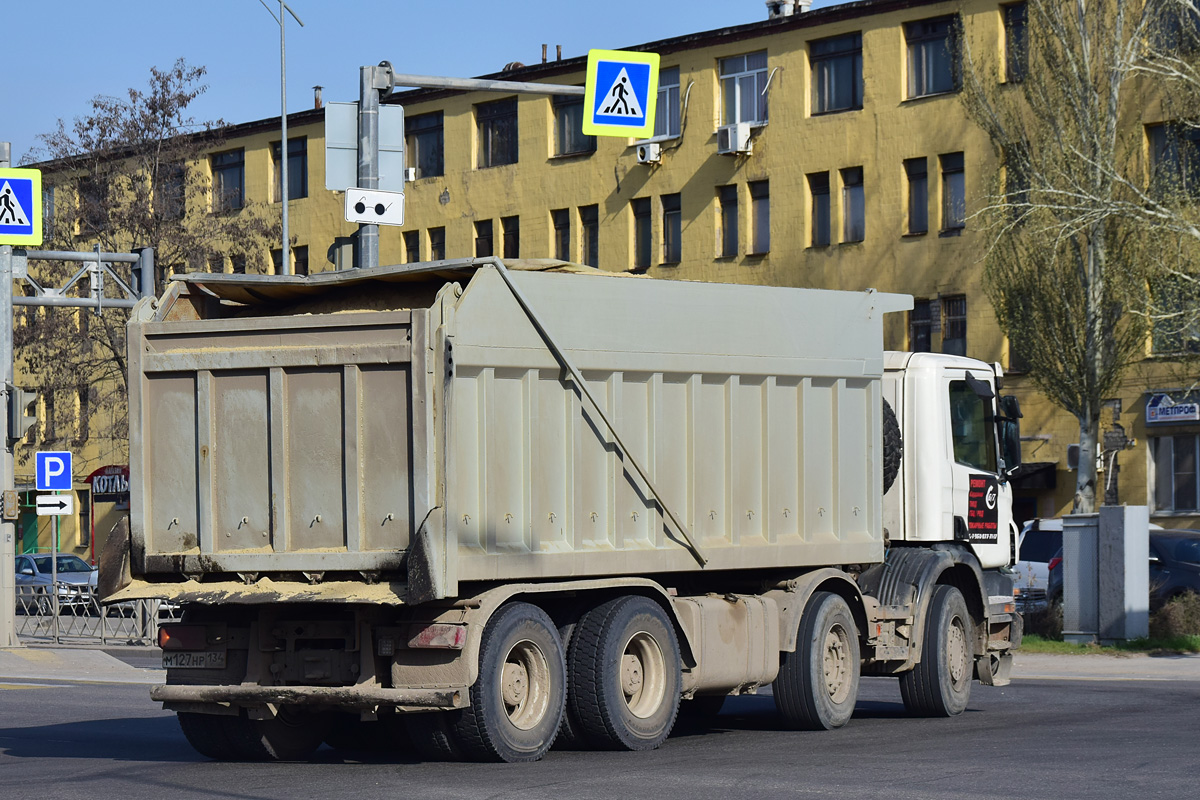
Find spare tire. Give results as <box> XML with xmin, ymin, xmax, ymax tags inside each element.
<box><xmin>883</xmin><ymin>398</ymin><xmax>902</xmax><ymax>494</ymax></box>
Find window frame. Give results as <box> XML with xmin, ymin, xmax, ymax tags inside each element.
<box><xmin>271</xmin><ymin>137</ymin><xmax>308</xmax><ymax>202</ymax></box>
<box><xmin>476</xmin><ymin>97</ymin><xmax>519</xmax><ymax>168</ymax></box>
<box><xmin>1152</xmin><ymin>434</ymin><xmax>1200</xmax><ymax>513</ymax></box>
<box><xmin>1003</xmin><ymin>3</ymin><xmax>1028</xmax><ymax>83</ymax></box>
<box><xmin>718</xmin><ymin>184</ymin><xmax>739</xmax><ymax>258</ymax></box>
<box><xmin>940</xmin><ymin>151</ymin><xmax>966</xmax><ymax>232</ymax></box>
<box><xmin>841</xmin><ymin>166</ymin><xmax>865</xmax><ymax>243</ymax></box>
<box><xmin>633</xmin><ymin>197</ymin><xmax>652</xmax><ymax>270</ymax></box>
<box><xmin>211</xmin><ymin>148</ymin><xmax>245</xmax><ymax>212</ymax></box>
<box><xmin>905</xmin><ymin>16</ymin><xmax>961</xmax><ymax>99</ymax></box>
<box><xmin>475</xmin><ymin>219</ymin><xmax>494</xmax><ymax>258</ymax></box>
<box><xmin>404</xmin><ymin>230</ymin><xmax>421</xmax><ymax>264</ymax></box>
<box><xmin>810</xmin><ymin>33</ymin><xmax>863</xmax><ymax>115</ymax></box>
<box><xmin>429</xmin><ymin>227</ymin><xmax>446</xmax><ymax>261</ymax></box>
<box><xmin>655</xmin><ymin>67</ymin><xmax>682</xmax><ymax>138</ymax></box>
<box><xmin>942</xmin><ymin>294</ymin><xmax>967</xmax><ymax>356</ymax></box>
<box><xmin>905</xmin><ymin>157</ymin><xmax>929</xmax><ymax>235</ymax></box>
<box><xmin>406</xmin><ymin>111</ymin><xmax>445</xmax><ymax>178</ymax></box>
<box><xmin>553</xmin><ymin>91</ymin><xmax>596</xmax><ymax>157</ymax></box>
<box><xmin>911</xmin><ymin>299</ymin><xmax>934</xmax><ymax>352</ymax></box>
<box><xmin>662</xmin><ymin>194</ymin><xmax>682</xmax><ymax>264</ymax></box>
<box><xmin>720</xmin><ymin>51</ymin><xmax>770</xmax><ymax>127</ymax></box>
<box><xmin>749</xmin><ymin>180</ymin><xmax>770</xmax><ymax>254</ymax></box>
<box><xmin>552</xmin><ymin>208</ymin><xmax>571</xmax><ymax>261</ymax></box>
<box><xmin>502</xmin><ymin>215</ymin><xmax>520</xmax><ymax>259</ymax></box>
<box><xmin>580</xmin><ymin>205</ymin><xmax>599</xmax><ymax>267</ymax></box>
<box><xmin>809</xmin><ymin>172</ymin><xmax>831</xmax><ymax>248</ymax></box>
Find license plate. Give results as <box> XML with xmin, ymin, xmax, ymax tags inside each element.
<box><xmin>163</xmin><ymin>651</ymin><xmax>227</xmax><ymax>669</ymax></box>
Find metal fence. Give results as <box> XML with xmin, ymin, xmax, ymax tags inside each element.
<box><xmin>14</xmin><ymin>586</ymin><xmax>179</xmax><ymax>645</ymax></box>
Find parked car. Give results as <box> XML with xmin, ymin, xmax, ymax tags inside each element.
<box><xmin>1015</xmin><ymin>520</ymin><xmax>1063</xmax><ymax>609</ymax></box>
<box><xmin>1046</xmin><ymin>528</ymin><xmax>1199</xmax><ymax>610</ymax></box>
<box><xmin>14</xmin><ymin>553</ymin><xmax>98</xmax><ymax>613</ymax></box>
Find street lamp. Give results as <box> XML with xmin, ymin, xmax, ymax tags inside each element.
<box><xmin>257</xmin><ymin>0</ymin><xmax>304</xmax><ymax>276</ymax></box>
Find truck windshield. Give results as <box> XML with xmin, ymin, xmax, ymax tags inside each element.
<box><xmin>949</xmin><ymin>380</ymin><xmax>997</xmax><ymax>472</ymax></box>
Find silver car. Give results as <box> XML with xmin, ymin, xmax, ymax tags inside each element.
<box><xmin>14</xmin><ymin>553</ymin><xmax>98</xmax><ymax>613</ymax></box>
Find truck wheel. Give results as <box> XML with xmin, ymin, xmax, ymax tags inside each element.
<box><xmin>177</xmin><ymin>712</ymin><xmax>243</xmax><ymax>761</ymax></box>
<box><xmin>883</xmin><ymin>398</ymin><xmax>902</xmax><ymax>494</ymax></box>
<box><xmin>900</xmin><ymin>585</ymin><xmax>973</xmax><ymax>717</ymax></box>
<box><xmin>405</xmin><ymin>712</ymin><xmax>466</xmax><ymax>761</ymax></box>
<box><xmin>568</xmin><ymin>595</ymin><xmax>681</xmax><ymax>751</ymax></box>
<box><xmin>552</xmin><ymin>621</ymin><xmax>590</xmax><ymax>750</ymax></box>
<box><xmin>224</xmin><ymin>707</ymin><xmax>330</xmax><ymax>761</ymax></box>
<box><xmin>450</xmin><ymin>601</ymin><xmax>566</xmax><ymax>763</ymax></box>
<box><xmin>775</xmin><ymin>591</ymin><xmax>860</xmax><ymax>731</ymax></box>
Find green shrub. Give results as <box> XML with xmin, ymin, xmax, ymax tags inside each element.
<box><xmin>1150</xmin><ymin>591</ymin><xmax>1200</xmax><ymax>639</ymax></box>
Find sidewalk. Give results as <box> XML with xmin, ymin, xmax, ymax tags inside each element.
<box><xmin>3</xmin><ymin>644</ymin><xmax>1200</xmax><ymax>685</ymax></box>
<box><xmin>0</xmin><ymin>644</ymin><xmax>165</xmax><ymax>685</ymax></box>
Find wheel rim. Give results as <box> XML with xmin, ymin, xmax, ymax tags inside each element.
<box><xmin>822</xmin><ymin>623</ymin><xmax>853</xmax><ymax>704</ymax></box>
<box><xmin>501</xmin><ymin>638</ymin><xmax>551</xmax><ymax>731</ymax></box>
<box><xmin>622</xmin><ymin>631</ymin><xmax>667</xmax><ymax>719</ymax></box>
<box><xmin>947</xmin><ymin>615</ymin><xmax>969</xmax><ymax>686</ymax></box>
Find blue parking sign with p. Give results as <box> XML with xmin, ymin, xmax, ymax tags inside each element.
<box><xmin>36</xmin><ymin>451</ymin><xmax>72</xmax><ymax>491</ymax></box>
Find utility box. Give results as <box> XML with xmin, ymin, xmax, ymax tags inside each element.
<box><xmin>1062</xmin><ymin>506</ymin><xmax>1149</xmax><ymax>644</ymax></box>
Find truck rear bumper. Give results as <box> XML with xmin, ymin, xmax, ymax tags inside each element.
<box><xmin>151</xmin><ymin>683</ymin><xmax>467</xmax><ymax>712</ymax></box>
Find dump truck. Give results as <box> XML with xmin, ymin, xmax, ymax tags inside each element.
<box><xmin>101</xmin><ymin>257</ymin><xmax>1023</xmax><ymax>763</ymax></box>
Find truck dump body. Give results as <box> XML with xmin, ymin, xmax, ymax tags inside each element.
<box><xmin>124</xmin><ymin>259</ymin><xmax>910</xmax><ymax>601</ymax></box>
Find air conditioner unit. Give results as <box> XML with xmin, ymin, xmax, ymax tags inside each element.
<box><xmin>404</xmin><ymin>167</ymin><xmax>418</xmax><ymax>182</ymax></box>
<box><xmin>636</xmin><ymin>143</ymin><xmax>661</xmax><ymax>164</ymax></box>
<box><xmin>717</xmin><ymin>122</ymin><xmax>753</xmax><ymax>155</ymax></box>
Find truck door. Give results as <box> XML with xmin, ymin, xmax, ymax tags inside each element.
<box><xmin>945</xmin><ymin>371</ymin><xmax>1013</xmax><ymax>570</ymax></box>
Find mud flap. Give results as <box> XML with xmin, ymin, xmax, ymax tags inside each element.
<box><xmin>97</xmin><ymin>517</ymin><xmax>133</xmax><ymax>600</ymax></box>
<box><xmin>976</xmin><ymin>653</ymin><xmax>1012</xmax><ymax>687</ymax></box>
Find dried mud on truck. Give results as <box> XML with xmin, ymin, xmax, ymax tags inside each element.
<box><xmin>100</xmin><ymin>257</ymin><xmax>1023</xmax><ymax>762</ymax></box>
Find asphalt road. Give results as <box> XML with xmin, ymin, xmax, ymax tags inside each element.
<box><xmin>1</xmin><ymin>659</ymin><xmax>1197</xmax><ymax>800</ymax></box>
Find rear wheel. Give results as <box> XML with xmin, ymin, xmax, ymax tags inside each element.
<box><xmin>450</xmin><ymin>602</ymin><xmax>566</xmax><ymax>763</ymax></box>
<box><xmin>775</xmin><ymin>591</ymin><xmax>860</xmax><ymax>731</ymax></box>
<box><xmin>900</xmin><ymin>585</ymin><xmax>973</xmax><ymax>717</ymax></box>
<box><xmin>178</xmin><ymin>707</ymin><xmax>329</xmax><ymax>762</ymax></box>
<box><xmin>568</xmin><ymin>595</ymin><xmax>681</xmax><ymax>751</ymax></box>
<box><xmin>405</xmin><ymin>712</ymin><xmax>466</xmax><ymax>761</ymax></box>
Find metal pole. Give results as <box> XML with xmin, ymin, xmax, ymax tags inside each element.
<box><xmin>136</xmin><ymin>247</ymin><xmax>154</xmax><ymax>300</ymax></box>
<box><xmin>356</xmin><ymin>65</ymin><xmax>380</xmax><ymax>269</ymax></box>
<box><xmin>279</xmin><ymin>1</ymin><xmax>290</xmax><ymax>276</ymax></box>
<box><xmin>0</xmin><ymin>142</ymin><xmax>17</xmax><ymax>647</ymax></box>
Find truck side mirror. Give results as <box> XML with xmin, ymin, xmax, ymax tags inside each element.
<box><xmin>998</xmin><ymin>395</ymin><xmax>1022</xmax><ymax>474</ymax></box>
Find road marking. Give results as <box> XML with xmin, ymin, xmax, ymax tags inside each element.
<box><xmin>0</xmin><ymin>681</ymin><xmax>57</xmax><ymax>690</ymax></box>
<box><xmin>1015</xmin><ymin>674</ymin><xmax>1187</xmax><ymax>682</ymax></box>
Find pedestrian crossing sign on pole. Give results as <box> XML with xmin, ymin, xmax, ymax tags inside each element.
<box><xmin>583</xmin><ymin>49</ymin><xmax>660</xmax><ymax>138</ymax></box>
<box><xmin>0</xmin><ymin>168</ymin><xmax>42</xmax><ymax>246</ymax></box>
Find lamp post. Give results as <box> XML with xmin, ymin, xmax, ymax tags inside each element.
<box><xmin>257</xmin><ymin>0</ymin><xmax>304</xmax><ymax>276</ymax></box>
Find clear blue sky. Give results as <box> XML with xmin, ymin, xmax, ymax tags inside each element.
<box><xmin>3</xmin><ymin>0</ymin><xmax>842</xmax><ymax>164</ymax></box>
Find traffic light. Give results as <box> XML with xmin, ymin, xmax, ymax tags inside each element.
<box><xmin>7</xmin><ymin>385</ymin><xmax>38</xmax><ymax>444</ymax></box>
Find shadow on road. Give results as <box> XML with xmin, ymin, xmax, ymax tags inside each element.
<box><xmin>0</xmin><ymin>716</ymin><xmax>200</xmax><ymax>762</ymax></box>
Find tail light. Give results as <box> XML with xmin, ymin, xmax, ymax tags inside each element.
<box><xmin>1048</xmin><ymin>556</ymin><xmax>1062</xmax><ymax>572</ymax></box>
<box><xmin>158</xmin><ymin>625</ymin><xmax>208</xmax><ymax>650</ymax></box>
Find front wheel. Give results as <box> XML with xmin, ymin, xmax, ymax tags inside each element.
<box><xmin>775</xmin><ymin>591</ymin><xmax>860</xmax><ymax>730</ymax></box>
<box><xmin>900</xmin><ymin>585</ymin><xmax>973</xmax><ymax>717</ymax></box>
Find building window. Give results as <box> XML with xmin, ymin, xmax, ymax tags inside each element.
<box><xmin>406</xmin><ymin>111</ymin><xmax>444</xmax><ymax>178</ymax></box>
<box><xmin>475</xmin><ymin>219</ymin><xmax>494</xmax><ymax>257</ymax></box>
<box><xmin>940</xmin><ymin>152</ymin><xmax>966</xmax><ymax>231</ymax></box>
<box><xmin>1152</xmin><ymin>434</ymin><xmax>1200</xmax><ymax>512</ymax></box>
<box><xmin>905</xmin><ymin>158</ymin><xmax>928</xmax><ymax>234</ymax></box>
<box><xmin>155</xmin><ymin>163</ymin><xmax>185</xmax><ymax>220</ymax></box>
<box><xmin>942</xmin><ymin>294</ymin><xmax>967</xmax><ymax>355</ymax></box>
<box><xmin>662</xmin><ymin>194</ymin><xmax>682</xmax><ymax>264</ymax></box>
<box><xmin>1148</xmin><ymin>122</ymin><xmax>1200</xmax><ymax>197</ymax></box>
<box><xmin>429</xmin><ymin>227</ymin><xmax>446</xmax><ymax>261</ymax></box>
<box><xmin>580</xmin><ymin>205</ymin><xmax>599</xmax><ymax>267</ymax></box>
<box><xmin>211</xmin><ymin>149</ymin><xmax>245</xmax><ymax>212</ymax></box>
<box><xmin>43</xmin><ymin>392</ymin><xmax>56</xmax><ymax>442</ymax></box>
<box><xmin>749</xmin><ymin>181</ymin><xmax>769</xmax><ymax>254</ymax></box>
<box><xmin>502</xmin><ymin>215</ymin><xmax>520</xmax><ymax>259</ymax></box>
<box><xmin>842</xmin><ymin>167</ymin><xmax>865</xmax><ymax>243</ymax></box>
<box><xmin>906</xmin><ymin>16</ymin><xmax>960</xmax><ymax>98</ymax></box>
<box><xmin>293</xmin><ymin>245</ymin><xmax>308</xmax><ymax>276</ymax></box>
<box><xmin>404</xmin><ymin>230</ymin><xmax>420</xmax><ymax>263</ymax></box>
<box><xmin>808</xmin><ymin>172</ymin><xmax>831</xmax><ymax>247</ymax></box>
<box><xmin>718</xmin><ymin>185</ymin><xmax>738</xmax><ymax>257</ymax></box>
<box><xmin>633</xmin><ymin>198</ymin><xmax>651</xmax><ymax>270</ymax></box>
<box><xmin>811</xmin><ymin>33</ymin><xmax>862</xmax><ymax>114</ymax></box>
<box><xmin>1005</xmin><ymin>150</ymin><xmax>1030</xmax><ymax>217</ymax></box>
<box><xmin>75</xmin><ymin>387</ymin><xmax>90</xmax><ymax>444</ymax></box>
<box><xmin>477</xmin><ymin>97</ymin><xmax>518</xmax><ymax>168</ymax></box>
<box><xmin>720</xmin><ymin>51</ymin><xmax>769</xmax><ymax>126</ymax></box>
<box><xmin>1004</xmin><ymin>3</ymin><xmax>1028</xmax><ymax>82</ymax></box>
<box><xmin>1151</xmin><ymin>276</ymin><xmax>1200</xmax><ymax>354</ymax></box>
<box><xmin>271</xmin><ymin>248</ymin><xmax>283</xmax><ymax>274</ymax></box>
<box><xmin>272</xmin><ymin>137</ymin><xmax>307</xmax><ymax>202</ymax></box>
<box><xmin>230</xmin><ymin>253</ymin><xmax>247</xmax><ymax>274</ymax></box>
<box><xmin>78</xmin><ymin>177</ymin><xmax>108</xmax><ymax>232</ymax></box>
<box><xmin>911</xmin><ymin>299</ymin><xmax>933</xmax><ymax>352</ymax></box>
<box><xmin>552</xmin><ymin>208</ymin><xmax>571</xmax><ymax>260</ymax></box>
<box><xmin>554</xmin><ymin>92</ymin><xmax>595</xmax><ymax>156</ymax></box>
<box><xmin>655</xmin><ymin>67</ymin><xmax>681</xmax><ymax>138</ymax></box>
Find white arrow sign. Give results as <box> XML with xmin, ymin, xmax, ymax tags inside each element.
<box><xmin>36</xmin><ymin>494</ymin><xmax>74</xmax><ymax>517</ymax></box>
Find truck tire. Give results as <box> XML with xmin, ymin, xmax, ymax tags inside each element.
<box><xmin>568</xmin><ymin>595</ymin><xmax>681</xmax><ymax>751</ymax></box>
<box><xmin>883</xmin><ymin>398</ymin><xmax>902</xmax><ymax>494</ymax></box>
<box><xmin>226</xmin><ymin>707</ymin><xmax>330</xmax><ymax>761</ymax></box>
<box><xmin>775</xmin><ymin>591</ymin><xmax>860</xmax><ymax>731</ymax></box>
<box><xmin>552</xmin><ymin>621</ymin><xmax>590</xmax><ymax>750</ymax></box>
<box><xmin>450</xmin><ymin>601</ymin><xmax>566</xmax><ymax>763</ymax></box>
<box><xmin>405</xmin><ymin>712</ymin><xmax>466</xmax><ymax>761</ymax></box>
<box><xmin>900</xmin><ymin>585</ymin><xmax>973</xmax><ymax>717</ymax></box>
<box><xmin>177</xmin><ymin>712</ymin><xmax>244</xmax><ymax>761</ymax></box>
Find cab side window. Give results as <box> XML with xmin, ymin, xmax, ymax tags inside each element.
<box><xmin>949</xmin><ymin>380</ymin><xmax>997</xmax><ymax>472</ymax></box>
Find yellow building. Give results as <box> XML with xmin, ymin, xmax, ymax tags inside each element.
<box><xmin>27</xmin><ymin>0</ymin><xmax>1200</xmax><ymax>547</ymax></box>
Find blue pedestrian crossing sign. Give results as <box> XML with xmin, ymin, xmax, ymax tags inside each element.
<box><xmin>0</xmin><ymin>168</ymin><xmax>42</xmax><ymax>246</ymax></box>
<box><xmin>36</xmin><ymin>451</ymin><xmax>72</xmax><ymax>492</ymax></box>
<box><xmin>583</xmin><ymin>50</ymin><xmax>660</xmax><ymax>138</ymax></box>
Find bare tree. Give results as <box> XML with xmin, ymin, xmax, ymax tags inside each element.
<box><xmin>16</xmin><ymin>60</ymin><xmax>281</xmax><ymax>470</ymax></box>
<box><xmin>961</xmin><ymin>0</ymin><xmax>1200</xmax><ymax>512</ymax></box>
